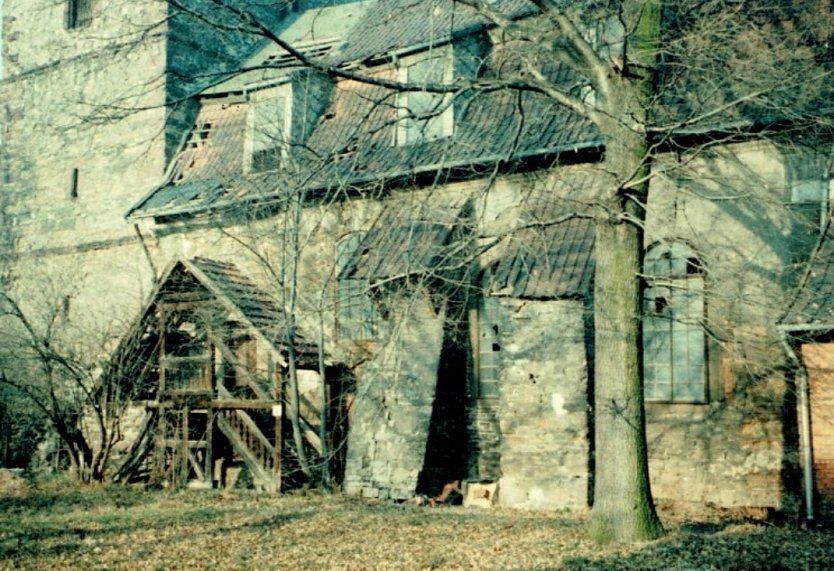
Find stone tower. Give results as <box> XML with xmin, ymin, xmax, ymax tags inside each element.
<box><xmin>0</xmin><ymin>0</ymin><xmax>266</xmax><ymax>317</ymax></box>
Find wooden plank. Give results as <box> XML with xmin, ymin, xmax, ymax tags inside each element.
<box><xmin>187</xmin><ymin>449</ymin><xmax>205</xmax><ymax>481</ymax></box>
<box><xmin>207</xmin><ymin>330</ymin><xmax>272</xmax><ymax>401</ymax></box>
<box><xmin>216</xmin><ymin>413</ymin><xmax>276</xmax><ymax>491</ymax></box>
<box><xmin>160</xmin><ymin>355</ymin><xmax>212</xmax><ymax>366</ymax></box>
<box><xmin>158</xmin><ymin>295</ymin><xmax>214</xmax><ymax>308</ymax></box>
<box><xmin>210</xmin><ymin>399</ymin><xmax>277</xmax><ymax>410</ymax></box>
<box><xmin>161</xmin><ymin>439</ymin><xmax>207</xmax><ymax>448</ymax></box>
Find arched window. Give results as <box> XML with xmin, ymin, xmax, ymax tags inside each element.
<box><xmin>643</xmin><ymin>243</ymin><xmax>707</xmax><ymax>403</ymax></box>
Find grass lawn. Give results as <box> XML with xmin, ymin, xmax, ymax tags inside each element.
<box><xmin>1</xmin><ymin>483</ymin><xmax>833</xmax><ymax>570</ymax></box>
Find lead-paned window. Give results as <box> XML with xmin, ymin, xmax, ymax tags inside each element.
<box><xmin>643</xmin><ymin>243</ymin><xmax>707</xmax><ymax>403</ymax></box>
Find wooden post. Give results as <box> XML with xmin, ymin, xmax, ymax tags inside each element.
<box><xmin>151</xmin><ymin>409</ymin><xmax>166</xmax><ymax>485</ymax></box>
<box><xmin>158</xmin><ymin>306</ymin><xmax>166</xmax><ymax>393</ymax></box>
<box><xmin>205</xmin><ymin>407</ymin><xmax>214</xmax><ymax>488</ymax></box>
<box><xmin>273</xmin><ymin>365</ymin><xmax>283</xmax><ymax>489</ymax></box>
<box><xmin>180</xmin><ymin>407</ymin><xmax>190</xmax><ymax>488</ymax></box>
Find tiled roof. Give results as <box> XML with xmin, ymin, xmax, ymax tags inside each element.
<box><xmin>187</xmin><ymin>257</ymin><xmax>289</xmax><ymax>341</ymax></box>
<box><xmin>339</xmin><ymin>194</ymin><xmax>469</xmax><ymax>281</ymax></box>
<box><xmin>782</xmin><ymin>225</ymin><xmax>834</xmax><ymax>330</ymax></box>
<box><xmin>487</xmin><ymin>169</ymin><xmax>598</xmax><ymax>299</ymax></box>
<box><xmin>336</xmin><ymin>0</ymin><xmax>536</xmax><ymax>63</ymax></box>
<box><xmin>129</xmin><ymin>54</ymin><xmax>598</xmax><ymax>219</ymax></box>
<box><xmin>101</xmin><ymin>257</ymin><xmax>318</xmax><ymax>393</ymax></box>
<box><xmin>338</xmin><ymin>169</ymin><xmax>599</xmax><ymax>300</ymax></box>
<box><xmin>171</xmin><ymin>104</ymin><xmax>247</xmax><ymax>186</ymax></box>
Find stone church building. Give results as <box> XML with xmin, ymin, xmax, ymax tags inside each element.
<box><xmin>1</xmin><ymin>0</ymin><xmax>833</xmax><ymax>521</ymax></box>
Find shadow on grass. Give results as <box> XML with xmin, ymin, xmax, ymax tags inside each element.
<box><xmin>525</xmin><ymin>521</ymin><xmax>834</xmax><ymax>570</ymax></box>
<box><xmin>0</xmin><ymin>486</ymin><xmax>153</xmax><ymax>515</ymax></box>
<box><xmin>0</xmin><ymin>490</ymin><xmax>310</xmax><ymax>562</ymax></box>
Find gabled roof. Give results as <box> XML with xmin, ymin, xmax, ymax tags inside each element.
<box><xmin>103</xmin><ymin>258</ymin><xmax>316</xmax><ymax>389</ymax></box>
<box><xmin>487</xmin><ymin>169</ymin><xmax>598</xmax><ymax>299</ymax></box>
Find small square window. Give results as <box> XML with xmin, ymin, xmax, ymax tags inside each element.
<box><xmin>66</xmin><ymin>0</ymin><xmax>93</xmax><ymax>30</ymax></box>
<box><xmin>249</xmin><ymin>96</ymin><xmax>287</xmax><ymax>173</ymax></box>
<box><xmin>397</xmin><ymin>52</ymin><xmax>453</xmax><ymax>146</ymax></box>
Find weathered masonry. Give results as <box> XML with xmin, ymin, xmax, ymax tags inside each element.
<box><xmin>1</xmin><ymin>0</ymin><xmax>833</xmax><ymax>519</ymax></box>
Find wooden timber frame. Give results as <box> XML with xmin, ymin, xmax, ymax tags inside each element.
<box><xmin>113</xmin><ymin>258</ymin><xmax>324</xmax><ymax>491</ymax></box>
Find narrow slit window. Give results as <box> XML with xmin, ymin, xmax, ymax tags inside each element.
<box><xmin>70</xmin><ymin>168</ymin><xmax>79</xmax><ymax>199</ymax></box>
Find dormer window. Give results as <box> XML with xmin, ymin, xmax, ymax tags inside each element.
<box><xmin>396</xmin><ymin>50</ymin><xmax>453</xmax><ymax>146</ymax></box>
<box><xmin>260</xmin><ymin>38</ymin><xmax>339</xmax><ymax>71</ymax></box>
<box><xmin>249</xmin><ymin>95</ymin><xmax>288</xmax><ymax>173</ymax></box>
<box><xmin>66</xmin><ymin>0</ymin><xmax>93</xmax><ymax>30</ymax></box>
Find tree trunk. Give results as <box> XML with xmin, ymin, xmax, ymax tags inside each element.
<box><xmin>285</xmin><ymin>191</ymin><xmax>313</xmax><ymax>482</ymax></box>
<box><xmin>588</xmin><ymin>0</ymin><xmax>664</xmax><ymax>543</ymax></box>
<box><xmin>589</xmin><ymin>186</ymin><xmax>663</xmax><ymax>543</ymax></box>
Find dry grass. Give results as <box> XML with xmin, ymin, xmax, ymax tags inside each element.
<box><xmin>1</xmin><ymin>483</ymin><xmax>833</xmax><ymax>570</ymax></box>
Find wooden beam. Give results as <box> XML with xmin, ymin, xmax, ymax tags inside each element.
<box><xmin>158</xmin><ymin>307</ymin><xmax>166</xmax><ymax>393</ymax></box>
<box><xmin>207</xmin><ymin>330</ymin><xmax>272</xmax><ymax>401</ymax></box>
<box><xmin>205</xmin><ymin>408</ymin><xmax>214</xmax><ymax>488</ymax></box>
<box><xmin>180</xmin><ymin>407</ymin><xmax>190</xmax><ymax>488</ymax></box>
<box><xmin>211</xmin><ymin>399</ymin><xmax>277</xmax><ymax>410</ymax></box>
<box><xmin>161</xmin><ymin>439</ymin><xmax>207</xmax><ymax>448</ymax></box>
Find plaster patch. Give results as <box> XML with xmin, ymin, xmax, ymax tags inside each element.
<box><xmin>551</xmin><ymin>393</ymin><xmax>567</xmax><ymax>416</ymax></box>
<box><xmin>528</xmin><ymin>486</ymin><xmax>547</xmax><ymax>508</ymax></box>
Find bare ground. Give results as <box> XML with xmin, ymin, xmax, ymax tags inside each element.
<box><xmin>0</xmin><ymin>483</ymin><xmax>832</xmax><ymax>570</ymax></box>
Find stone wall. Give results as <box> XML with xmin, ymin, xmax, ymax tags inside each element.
<box><xmin>477</xmin><ymin>297</ymin><xmax>591</xmax><ymax>509</ymax></box>
<box><xmin>343</xmin><ymin>295</ymin><xmax>447</xmax><ymax>500</ymax></box>
<box><xmin>646</xmin><ymin>380</ymin><xmax>793</xmax><ymax>511</ymax></box>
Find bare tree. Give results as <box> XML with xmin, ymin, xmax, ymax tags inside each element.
<box><xmin>0</xmin><ymin>282</ymin><xmax>149</xmax><ymax>482</ymax></box>
<box><xmin>135</xmin><ymin>0</ymin><xmax>834</xmax><ymax>540</ymax></box>
<box><xmin>4</xmin><ymin>0</ymin><xmax>833</xmax><ymax>544</ymax></box>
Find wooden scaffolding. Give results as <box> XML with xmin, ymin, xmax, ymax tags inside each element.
<box><xmin>113</xmin><ymin>258</ymin><xmax>332</xmax><ymax>491</ymax></box>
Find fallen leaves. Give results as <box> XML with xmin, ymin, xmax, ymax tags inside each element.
<box><xmin>0</xmin><ymin>486</ymin><xmax>832</xmax><ymax>570</ymax></box>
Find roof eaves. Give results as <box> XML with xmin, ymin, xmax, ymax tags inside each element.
<box><xmin>127</xmin><ymin>139</ymin><xmax>604</xmax><ymax>222</ymax></box>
